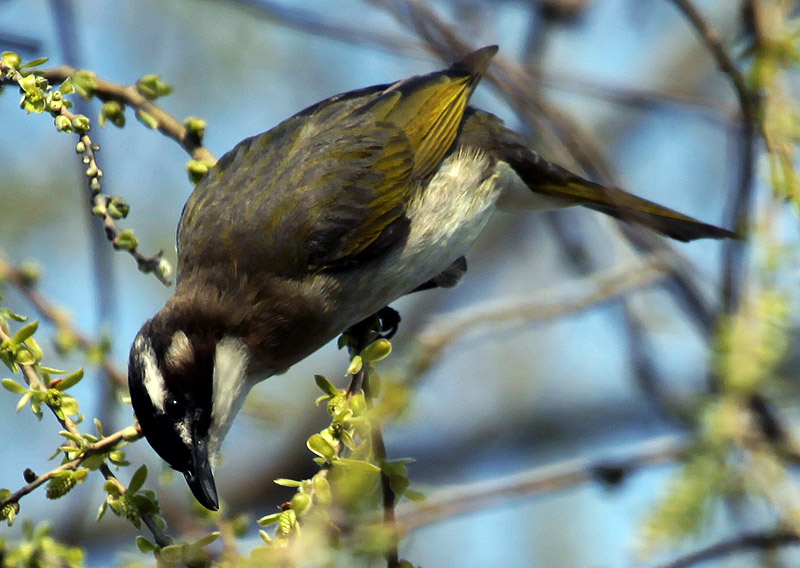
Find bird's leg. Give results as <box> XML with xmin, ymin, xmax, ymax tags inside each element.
<box><xmin>343</xmin><ymin>306</ymin><xmax>402</xmax><ymax>349</ymax></box>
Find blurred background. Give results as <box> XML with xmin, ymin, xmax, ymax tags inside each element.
<box><xmin>0</xmin><ymin>0</ymin><xmax>794</xmax><ymax>566</ymax></box>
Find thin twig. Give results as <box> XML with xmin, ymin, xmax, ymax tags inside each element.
<box><xmin>395</xmin><ymin>435</ymin><xmax>684</xmax><ymax>532</ymax></box>
<box><xmin>0</xmin><ymin>61</ymin><xmax>172</xmax><ymax>285</ymax></box>
<box><xmin>33</xmin><ymin>66</ymin><xmax>217</xmax><ymax>165</ymax></box>
<box><xmin>410</xmin><ymin>253</ymin><xmax>672</xmax><ymax>376</ymax></box>
<box><xmin>0</xmin><ymin>425</ymin><xmax>137</xmax><ymax>510</ymax></box>
<box><xmin>0</xmin><ymin>323</ymin><xmax>82</xmax><ymax>439</ymax></box>
<box><xmin>343</xmin><ymin>319</ymin><xmax>399</xmax><ymax>568</ymax></box>
<box><xmin>666</xmin><ymin>0</ymin><xmax>756</xmax><ymax>314</ymax></box>
<box><xmin>224</xmin><ymin>0</ymin><xmax>423</xmax><ymax>57</ymax></box>
<box><xmin>651</xmin><ymin>530</ymin><xmax>800</xmax><ymax>568</ymax></box>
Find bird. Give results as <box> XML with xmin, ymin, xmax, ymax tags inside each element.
<box><xmin>127</xmin><ymin>45</ymin><xmax>736</xmax><ymax>511</ymax></box>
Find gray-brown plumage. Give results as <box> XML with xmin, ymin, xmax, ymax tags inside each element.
<box><xmin>128</xmin><ymin>45</ymin><xmax>735</xmax><ymax>511</ymax></box>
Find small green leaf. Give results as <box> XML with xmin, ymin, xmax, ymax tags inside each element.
<box><xmin>15</xmin><ymin>392</ymin><xmax>32</xmax><ymax>412</ymax></box>
<box><xmin>307</xmin><ymin>434</ymin><xmax>336</xmax><ymax>461</ymax></box>
<box><xmin>128</xmin><ymin>465</ymin><xmax>148</xmax><ymax>493</ymax></box>
<box><xmin>257</xmin><ymin>512</ymin><xmax>282</xmax><ymax>526</ymax></box>
<box><xmin>136</xmin><ymin>110</ymin><xmax>158</xmax><ymax>129</ymax></box>
<box><xmin>11</xmin><ymin>320</ymin><xmax>38</xmax><ymax>345</ymax></box>
<box><xmin>54</xmin><ymin>368</ymin><xmax>84</xmax><ymax>391</ymax></box>
<box><xmin>2</xmin><ymin>51</ymin><xmax>22</xmax><ymax>70</ymax></box>
<box><xmin>273</xmin><ymin>478</ymin><xmax>302</xmax><ymax>487</ymax></box>
<box><xmin>291</xmin><ymin>493</ymin><xmax>311</xmax><ymax>515</ymax></box>
<box><xmin>136</xmin><ymin>535</ymin><xmax>157</xmax><ymax>553</ymax></box>
<box><xmin>20</xmin><ymin>57</ymin><xmax>49</xmax><ymax>69</ymax></box>
<box><xmin>347</xmin><ymin>355</ymin><xmax>363</xmax><ymax>376</ymax></box>
<box><xmin>193</xmin><ymin>532</ymin><xmax>220</xmax><ymax>548</ymax></box>
<box><xmin>1</xmin><ymin>378</ymin><xmax>27</xmax><ymax>394</ymax></box>
<box><xmin>335</xmin><ymin>458</ymin><xmax>381</xmax><ymax>474</ymax></box>
<box><xmin>314</xmin><ymin>375</ymin><xmax>340</xmax><ymax>397</ymax></box>
<box><xmin>362</xmin><ymin>338</ymin><xmax>392</xmax><ymax>362</ymax></box>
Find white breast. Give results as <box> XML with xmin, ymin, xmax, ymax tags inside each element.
<box><xmin>329</xmin><ymin>149</ymin><xmax>506</xmax><ymax>325</ymax></box>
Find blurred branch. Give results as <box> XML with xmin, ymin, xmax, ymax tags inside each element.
<box><xmin>223</xmin><ymin>0</ymin><xmax>424</xmax><ymax>56</ymax></box>
<box><xmin>666</xmin><ymin>0</ymin><xmax>757</xmax><ymax>314</ymax></box>
<box><xmin>0</xmin><ymin>253</ymin><xmax>127</xmax><ymax>389</ymax></box>
<box><xmin>0</xmin><ymin>30</ymin><xmax>42</xmax><ymax>54</ymax></box>
<box><xmin>375</xmin><ymin>0</ymin><xmax>725</xmax><ymax>339</ymax></box>
<box><xmin>410</xmin><ymin>252</ymin><xmax>672</xmax><ymax>375</ymax></box>
<box><xmin>395</xmin><ymin>435</ymin><xmax>684</xmax><ymax>532</ymax></box>
<box><xmin>652</xmin><ymin>530</ymin><xmax>800</xmax><ymax>568</ymax></box>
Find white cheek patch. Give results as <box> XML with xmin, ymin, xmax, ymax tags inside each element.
<box><xmin>209</xmin><ymin>337</ymin><xmax>251</xmax><ymax>459</ymax></box>
<box><xmin>165</xmin><ymin>330</ymin><xmax>194</xmax><ymax>371</ymax></box>
<box><xmin>176</xmin><ymin>420</ymin><xmax>192</xmax><ymax>446</ymax></box>
<box><xmin>138</xmin><ymin>339</ymin><xmax>166</xmax><ymax>413</ymax></box>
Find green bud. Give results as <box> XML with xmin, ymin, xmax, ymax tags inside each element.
<box><xmin>312</xmin><ymin>475</ymin><xmax>332</xmax><ymax>505</ymax></box>
<box><xmin>54</xmin><ymin>112</ymin><xmax>72</xmax><ymax>131</ymax></box>
<box><xmin>186</xmin><ymin>159</ymin><xmax>211</xmax><ymax>184</ymax></box>
<box><xmin>99</xmin><ymin>100</ymin><xmax>125</xmax><ymax>128</ymax></box>
<box><xmin>113</xmin><ymin>229</ymin><xmax>138</xmax><ymax>251</ymax></box>
<box><xmin>137</xmin><ymin>74</ymin><xmax>173</xmax><ymax>99</ymax></box>
<box><xmin>2</xmin><ymin>51</ymin><xmax>22</xmax><ymax>70</ymax></box>
<box><xmin>183</xmin><ymin>116</ymin><xmax>206</xmax><ymax>140</ymax></box>
<box><xmin>90</xmin><ymin>178</ymin><xmax>102</xmax><ymax>192</ymax></box>
<box><xmin>71</xmin><ymin>70</ymin><xmax>97</xmax><ymax>98</ymax></box>
<box><xmin>19</xmin><ymin>73</ymin><xmax>37</xmax><ymax>93</ymax></box>
<box><xmin>290</xmin><ymin>493</ymin><xmax>311</xmax><ymax>515</ymax></box>
<box><xmin>122</xmin><ymin>425</ymin><xmax>140</xmax><ymax>441</ymax></box>
<box><xmin>72</xmin><ymin>114</ymin><xmax>91</xmax><ymax>133</ymax></box>
<box><xmin>362</xmin><ymin>338</ymin><xmax>392</xmax><ymax>362</ymax></box>
<box><xmin>107</xmin><ymin>196</ymin><xmax>130</xmax><ymax>219</ymax></box>
<box><xmin>347</xmin><ymin>355</ymin><xmax>363</xmax><ymax>376</ymax></box>
<box><xmin>46</xmin><ymin>471</ymin><xmax>77</xmax><ymax>499</ymax></box>
<box><xmin>0</xmin><ymin>503</ymin><xmax>17</xmax><ymax>526</ymax></box>
<box><xmin>136</xmin><ymin>109</ymin><xmax>158</xmax><ymax>129</ymax></box>
<box><xmin>75</xmin><ymin>141</ymin><xmax>86</xmax><ymax>154</ymax></box>
<box><xmin>48</xmin><ymin>98</ymin><xmax>63</xmax><ymax>113</ymax></box>
<box><xmin>277</xmin><ymin>509</ymin><xmax>297</xmax><ymax>537</ymax></box>
<box><xmin>54</xmin><ymin>328</ymin><xmax>78</xmax><ymax>356</ymax></box>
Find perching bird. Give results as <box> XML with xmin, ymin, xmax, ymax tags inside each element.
<box><xmin>127</xmin><ymin>46</ymin><xmax>735</xmax><ymax>510</ymax></box>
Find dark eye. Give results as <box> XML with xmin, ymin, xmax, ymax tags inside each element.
<box><xmin>164</xmin><ymin>397</ymin><xmax>184</xmax><ymax>420</ymax></box>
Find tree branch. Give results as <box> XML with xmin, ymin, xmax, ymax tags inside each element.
<box><xmin>652</xmin><ymin>530</ymin><xmax>800</xmax><ymax>568</ymax></box>
<box><xmin>410</xmin><ymin>252</ymin><xmax>672</xmax><ymax>376</ymax></box>
<box><xmin>0</xmin><ymin>252</ymin><xmax>127</xmax><ymax>389</ymax></box>
<box><xmin>395</xmin><ymin>435</ymin><xmax>684</xmax><ymax>532</ymax></box>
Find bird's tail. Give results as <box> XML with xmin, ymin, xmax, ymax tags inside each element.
<box><xmin>461</xmin><ymin>110</ymin><xmax>737</xmax><ymax>242</ymax></box>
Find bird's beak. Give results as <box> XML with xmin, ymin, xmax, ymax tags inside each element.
<box><xmin>183</xmin><ymin>435</ymin><xmax>218</xmax><ymax>511</ymax></box>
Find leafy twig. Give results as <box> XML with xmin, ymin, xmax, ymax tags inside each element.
<box><xmin>0</xmin><ymin>424</ymin><xmax>139</xmax><ymax>511</ymax></box>
<box><xmin>666</xmin><ymin>0</ymin><xmax>757</xmax><ymax>314</ymax></box>
<box><xmin>0</xmin><ymin>253</ymin><xmax>126</xmax><ymax>388</ymax></box>
<box><xmin>0</xmin><ymin>56</ymin><xmax>172</xmax><ymax>285</ymax></box>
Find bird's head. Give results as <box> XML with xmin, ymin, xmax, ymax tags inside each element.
<box><xmin>127</xmin><ymin>311</ymin><xmax>252</xmax><ymax>511</ymax></box>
